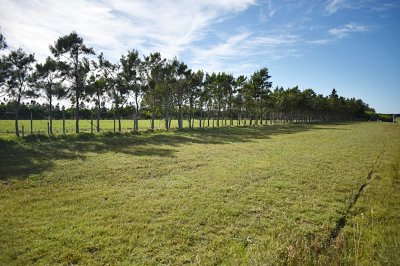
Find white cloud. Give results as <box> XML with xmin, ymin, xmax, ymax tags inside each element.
<box><xmin>0</xmin><ymin>0</ymin><xmax>376</xmax><ymax>77</ymax></box>
<box><xmin>306</xmin><ymin>39</ymin><xmax>333</xmax><ymax>45</ymax></box>
<box><xmin>189</xmin><ymin>31</ymin><xmax>300</xmax><ymax>75</ymax></box>
<box><xmin>324</xmin><ymin>0</ymin><xmax>400</xmax><ymax>15</ymax></box>
<box><xmin>0</xmin><ymin>0</ymin><xmax>256</xmax><ymax>62</ymax></box>
<box><xmin>329</xmin><ymin>23</ymin><xmax>368</xmax><ymax>38</ymax></box>
<box><xmin>325</xmin><ymin>0</ymin><xmax>347</xmax><ymax>15</ymax></box>
<box><xmin>325</xmin><ymin>0</ymin><xmax>346</xmax><ymax>15</ymax></box>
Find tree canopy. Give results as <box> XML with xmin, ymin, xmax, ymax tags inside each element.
<box><xmin>0</xmin><ymin>31</ymin><xmax>374</xmax><ymax>135</ymax></box>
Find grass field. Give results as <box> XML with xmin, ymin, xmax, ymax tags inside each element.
<box><xmin>0</xmin><ymin>122</ymin><xmax>399</xmax><ymax>265</ymax></box>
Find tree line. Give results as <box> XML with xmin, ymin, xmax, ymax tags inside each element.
<box><xmin>0</xmin><ymin>31</ymin><xmax>373</xmax><ymax>136</ymax></box>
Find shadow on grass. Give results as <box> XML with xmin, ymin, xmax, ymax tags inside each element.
<box><xmin>0</xmin><ymin>123</ymin><xmax>347</xmax><ymax>180</ymax></box>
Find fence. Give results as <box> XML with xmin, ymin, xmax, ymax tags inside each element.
<box><xmin>0</xmin><ymin>115</ymin><xmax>276</xmax><ymax>136</ymax></box>
<box><xmin>0</xmin><ymin>117</ymin><xmax>161</xmax><ymax>135</ymax></box>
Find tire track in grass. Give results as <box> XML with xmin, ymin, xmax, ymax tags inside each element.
<box><xmin>329</xmin><ymin>170</ymin><xmax>373</xmax><ymax>240</ymax></box>
<box><xmin>328</xmin><ymin>149</ymin><xmax>385</xmax><ymax>243</ymax></box>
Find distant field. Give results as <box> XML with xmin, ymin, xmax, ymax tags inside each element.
<box><xmin>0</xmin><ymin>119</ymin><xmax>243</xmax><ymax>134</ymax></box>
<box><xmin>0</xmin><ymin>122</ymin><xmax>399</xmax><ymax>265</ymax></box>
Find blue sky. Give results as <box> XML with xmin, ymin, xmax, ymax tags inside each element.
<box><xmin>0</xmin><ymin>0</ymin><xmax>399</xmax><ymax>113</ymax></box>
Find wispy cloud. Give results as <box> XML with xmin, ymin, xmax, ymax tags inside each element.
<box><xmin>306</xmin><ymin>39</ymin><xmax>333</xmax><ymax>45</ymax></box>
<box><xmin>306</xmin><ymin>22</ymin><xmax>369</xmax><ymax>45</ymax></box>
<box><xmin>0</xmin><ymin>0</ymin><xmax>256</xmax><ymax>62</ymax></box>
<box><xmin>325</xmin><ymin>0</ymin><xmax>347</xmax><ymax>15</ymax></box>
<box><xmin>371</xmin><ymin>2</ymin><xmax>400</xmax><ymax>12</ymax></box>
<box><xmin>258</xmin><ymin>0</ymin><xmax>278</xmax><ymax>23</ymax></box>
<box><xmin>324</xmin><ymin>0</ymin><xmax>400</xmax><ymax>15</ymax></box>
<box><xmin>329</xmin><ymin>23</ymin><xmax>369</xmax><ymax>38</ymax></box>
<box><xmin>0</xmin><ymin>0</ymin><xmax>379</xmax><ymax>77</ymax></box>
<box><xmin>190</xmin><ymin>30</ymin><xmax>301</xmax><ymax>74</ymax></box>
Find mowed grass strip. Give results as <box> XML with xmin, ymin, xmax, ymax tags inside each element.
<box><xmin>0</xmin><ymin>122</ymin><xmax>399</xmax><ymax>265</ymax></box>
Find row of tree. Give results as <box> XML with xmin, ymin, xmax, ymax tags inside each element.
<box><xmin>0</xmin><ymin>31</ymin><xmax>373</xmax><ymax>136</ymax></box>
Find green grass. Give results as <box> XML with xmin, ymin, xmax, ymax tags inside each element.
<box><xmin>0</xmin><ymin>122</ymin><xmax>399</xmax><ymax>265</ymax></box>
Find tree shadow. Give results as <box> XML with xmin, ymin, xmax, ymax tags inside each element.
<box><xmin>0</xmin><ymin>122</ymin><xmax>344</xmax><ymax>180</ymax></box>
<box><xmin>0</xmin><ymin>138</ymin><xmax>84</xmax><ymax>180</ymax></box>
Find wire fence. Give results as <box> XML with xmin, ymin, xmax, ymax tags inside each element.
<box><xmin>0</xmin><ymin>118</ymin><xmax>159</xmax><ymax>135</ymax></box>
<box><xmin>0</xmin><ymin>117</ymin><xmax>245</xmax><ymax>136</ymax></box>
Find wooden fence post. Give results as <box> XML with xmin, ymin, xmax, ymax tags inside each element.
<box><xmin>90</xmin><ymin>112</ymin><xmax>93</xmax><ymax>134</ymax></box>
<box><xmin>22</xmin><ymin>125</ymin><xmax>25</xmax><ymax>137</ymax></box>
<box><xmin>113</xmin><ymin>112</ymin><xmax>116</xmax><ymax>133</ymax></box>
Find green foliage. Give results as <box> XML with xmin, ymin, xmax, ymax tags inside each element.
<box><xmin>1</xmin><ymin>31</ymin><xmax>374</xmax><ymax>134</ymax></box>
<box><xmin>0</xmin><ymin>48</ymin><xmax>36</xmax><ymax>136</ymax></box>
<box><xmin>377</xmin><ymin>113</ymin><xmax>393</xmax><ymax>122</ymax></box>
<box><xmin>50</xmin><ymin>31</ymin><xmax>94</xmax><ymax>133</ymax></box>
<box><xmin>0</xmin><ymin>48</ymin><xmax>36</xmax><ymax>101</ymax></box>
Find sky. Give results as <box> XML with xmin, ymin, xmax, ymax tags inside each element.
<box><xmin>0</xmin><ymin>0</ymin><xmax>399</xmax><ymax>113</ymax></box>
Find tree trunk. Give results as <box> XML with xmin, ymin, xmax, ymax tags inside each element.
<box><xmin>97</xmin><ymin>95</ymin><xmax>101</xmax><ymax>132</ymax></box>
<box><xmin>151</xmin><ymin>94</ymin><xmax>156</xmax><ymax>130</ymax></box>
<box><xmin>190</xmin><ymin>99</ymin><xmax>194</xmax><ymax>129</ymax></box>
<box><xmin>134</xmin><ymin>94</ymin><xmax>139</xmax><ymax>131</ymax></box>
<box><xmin>199</xmin><ymin>112</ymin><xmax>202</xmax><ymax>128</ymax></box>
<box><xmin>164</xmin><ymin>108</ymin><xmax>170</xmax><ymax>130</ymax></box>
<box><xmin>49</xmin><ymin>96</ymin><xmax>53</xmax><ymax>134</ymax></box>
<box><xmin>75</xmin><ymin>96</ymin><xmax>80</xmax><ymax>133</ymax></box>
<box><xmin>134</xmin><ymin>111</ymin><xmax>138</xmax><ymax>131</ymax></box>
<box><xmin>207</xmin><ymin>108</ymin><xmax>210</xmax><ymax>127</ymax></box>
<box><xmin>178</xmin><ymin>104</ymin><xmax>183</xmax><ymax>129</ymax></box>
<box><xmin>230</xmin><ymin>104</ymin><xmax>233</xmax><ymax>126</ymax></box>
<box><xmin>97</xmin><ymin>105</ymin><xmax>100</xmax><ymax>132</ymax></box>
<box><xmin>118</xmin><ymin>110</ymin><xmax>121</xmax><ymax>132</ymax></box>
<box><xmin>15</xmin><ymin>108</ymin><xmax>19</xmax><ymax>137</ymax></box>
<box><xmin>217</xmin><ymin>107</ymin><xmax>220</xmax><ymax>127</ymax></box>
<box><xmin>62</xmin><ymin>109</ymin><xmax>66</xmax><ymax>134</ymax></box>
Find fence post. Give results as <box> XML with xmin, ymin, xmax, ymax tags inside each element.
<box><xmin>62</xmin><ymin>107</ymin><xmax>66</xmax><ymax>135</ymax></box>
<box><xmin>90</xmin><ymin>112</ymin><xmax>93</xmax><ymax>134</ymax></box>
<box><xmin>47</xmin><ymin>121</ymin><xmax>50</xmax><ymax>135</ymax></box>
<box><xmin>22</xmin><ymin>125</ymin><xmax>25</xmax><ymax>137</ymax></box>
<box><xmin>113</xmin><ymin>112</ymin><xmax>116</xmax><ymax>133</ymax></box>
<box><xmin>30</xmin><ymin>110</ymin><xmax>33</xmax><ymax>135</ymax></box>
